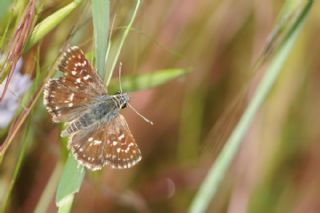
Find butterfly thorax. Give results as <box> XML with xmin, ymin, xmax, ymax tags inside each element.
<box><xmin>61</xmin><ymin>93</ymin><xmax>129</xmax><ymax>137</ymax></box>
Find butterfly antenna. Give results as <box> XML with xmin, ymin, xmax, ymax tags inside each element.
<box><xmin>128</xmin><ymin>103</ymin><xmax>154</xmax><ymax>125</ymax></box>
<box><xmin>118</xmin><ymin>63</ymin><xmax>153</xmax><ymax>125</ymax></box>
<box><xmin>118</xmin><ymin>62</ymin><xmax>123</xmax><ymax>93</ymax></box>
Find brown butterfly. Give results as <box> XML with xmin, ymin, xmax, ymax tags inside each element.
<box><xmin>43</xmin><ymin>46</ymin><xmax>141</xmax><ymax>170</ymax></box>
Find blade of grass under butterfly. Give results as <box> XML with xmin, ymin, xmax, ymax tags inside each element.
<box><xmin>55</xmin><ymin>1</ymin><xmax>109</xmax><ymax>211</ymax></box>
<box><xmin>24</xmin><ymin>0</ymin><xmax>82</xmax><ymax>51</ymax></box>
<box><xmin>92</xmin><ymin>0</ymin><xmax>109</xmax><ymax>77</ymax></box>
<box><xmin>105</xmin><ymin>0</ymin><xmax>141</xmax><ymax>85</ymax></box>
<box><xmin>57</xmin><ymin>200</ymin><xmax>73</xmax><ymax>213</ymax></box>
<box><xmin>34</xmin><ymin>163</ymin><xmax>63</xmax><ymax>213</ymax></box>
<box><xmin>108</xmin><ymin>68</ymin><xmax>189</xmax><ymax>93</ymax></box>
<box><xmin>56</xmin><ymin>154</ymin><xmax>85</xmax><ymax>210</ymax></box>
<box><xmin>55</xmin><ymin>2</ymin><xmax>136</xmax><ymax>212</ymax></box>
<box><xmin>189</xmin><ymin>1</ymin><xmax>312</xmax><ymax>213</ymax></box>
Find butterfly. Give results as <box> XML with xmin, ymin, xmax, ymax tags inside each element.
<box><xmin>43</xmin><ymin>46</ymin><xmax>142</xmax><ymax>170</ymax></box>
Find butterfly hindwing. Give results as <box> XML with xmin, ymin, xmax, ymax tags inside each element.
<box><xmin>68</xmin><ymin>115</ymin><xmax>142</xmax><ymax>170</ymax></box>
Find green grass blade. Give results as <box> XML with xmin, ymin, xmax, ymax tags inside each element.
<box><xmin>189</xmin><ymin>1</ymin><xmax>312</xmax><ymax>213</ymax></box>
<box><xmin>105</xmin><ymin>0</ymin><xmax>141</xmax><ymax>85</ymax></box>
<box><xmin>57</xmin><ymin>196</ymin><xmax>74</xmax><ymax>213</ymax></box>
<box><xmin>0</xmin><ymin>121</ymin><xmax>33</xmax><ymax>213</ymax></box>
<box><xmin>24</xmin><ymin>0</ymin><xmax>82</xmax><ymax>51</ymax></box>
<box><xmin>109</xmin><ymin>68</ymin><xmax>189</xmax><ymax>93</ymax></box>
<box><xmin>0</xmin><ymin>0</ymin><xmax>11</xmax><ymax>20</ymax></box>
<box><xmin>55</xmin><ymin>2</ymin><xmax>109</xmax><ymax>211</ymax></box>
<box><xmin>56</xmin><ymin>154</ymin><xmax>85</xmax><ymax>208</ymax></box>
<box><xmin>34</xmin><ymin>163</ymin><xmax>63</xmax><ymax>213</ymax></box>
<box><xmin>92</xmin><ymin>0</ymin><xmax>109</xmax><ymax>77</ymax></box>
<box><xmin>0</xmin><ymin>13</ymin><xmax>13</xmax><ymax>50</ymax></box>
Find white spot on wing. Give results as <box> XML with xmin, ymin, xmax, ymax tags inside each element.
<box><xmin>93</xmin><ymin>140</ymin><xmax>102</xmax><ymax>145</ymax></box>
<box><xmin>68</xmin><ymin>93</ymin><xmax>75</xmax><ymax>101</ymax></box>
<box><xmin>83</xmin><ymin>75</ymin><xmax>91</xmax><ymax>80</ymax></box>
<box><xmin>118</xmin><ymin>134</ymin><xmax>125</xmax><ymax>140</ymax></box>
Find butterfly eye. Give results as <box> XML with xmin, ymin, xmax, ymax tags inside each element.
<box><xmin>121</xmin><ymin>103</ymin><xmax>127</xmax><ymax>109</ymax></box>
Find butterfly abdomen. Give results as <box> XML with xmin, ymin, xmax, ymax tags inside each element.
<box><xmin>62</xmin><ymin>100</ymin><xmax>120</xmax><ymax>137</ymax></box>
<box><xmin>61</xmin><ymin>113</ymin><xmax>95</xmax><ymax>136</ymax></box>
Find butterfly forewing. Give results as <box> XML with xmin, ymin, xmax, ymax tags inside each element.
<box><xmin>44</xmin><ymin>80</ymin><xmax>87</xmax><ymax>122</ymax></box>
<box><xmin>69</xmin><ymin>115</ymin><xmax>142</xmax><ymax>170</ymax></box>
<box><xmin>58</xmin><ymin>46</ymin><xmax>105</xmax><ymax>93</ymax></box>
<box><xmin>44</xmin><ymin>46</ymin><xmax>106</xmax><ymax>122</ymax></box>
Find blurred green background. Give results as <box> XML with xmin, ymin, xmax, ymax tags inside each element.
<box><xmin>1</xmin><ymin>0</ymin><xmax>320</xmax><ymax>212</ymax></box>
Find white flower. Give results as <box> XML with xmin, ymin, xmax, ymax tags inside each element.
<box><xmin>0</xmin><ymin>58</ymin><xmax>32</xmax><ymax>128</ymax></box>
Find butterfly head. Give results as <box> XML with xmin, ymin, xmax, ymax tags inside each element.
<box><xmin>115</xmin><ymin>92</ymin><xmax>129</xmax><ymax>109</ymax></box>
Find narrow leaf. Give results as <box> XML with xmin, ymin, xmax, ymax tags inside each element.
<box><xmin>25</xmin><ymin>0</ymin><xmax>82</xmax><ymax>51</ymax></box>
<box><xmin>109</xmin><ymin>68</ymin><xmax>189</xmax><ymax>93</ymax></box>
<box><xmin>92</xmin><ymin>0</ymin><xmax>109</xmax><ymax>77</ymax></box>
<box><xmin>56</xmin><ymin>154</ymin><xmax>85</xmax><ymax>207</ymax></box>
<box><xmin>105</xmin><ymin>0</ymin><xmax>141</xmax><ymax>85</ymax></box>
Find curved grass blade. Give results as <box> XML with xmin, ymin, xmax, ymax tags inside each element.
<box><xmin>189</xmin><ymin>1</ymin><xmax>313</xmax><ymax>213</ymax></box>
<box><xmin>55</xmin><ymin>1</ymin><xmax>109</xmax><ymax>212</ymax></box>
<box><xmin>254</xmin><ymin>1</ymin><xmax>307</xmax><ymax>69</ymax></box>
<box><xmin>104</xmin><ymin>0</ymin><xmax>141</xmax><ymax>85</ymax></box>
<box><xmin>56</xmin><ymin>154</ymin><xmax>85</xmax><ymax>208</ymax></box>
<box><xmin>34</xmin><ymin>163</ymin><xmax>63</xmax><ymax>213</ymax></box>
<box><xmin>24</xmin><ymin>0</ymin><xmax>82</xmax><ymax>51</ymax></box>
<box><xmin>92</xmin><ymin>0</ymin><xmax>109</xmax><ymax>77</ymax></box>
